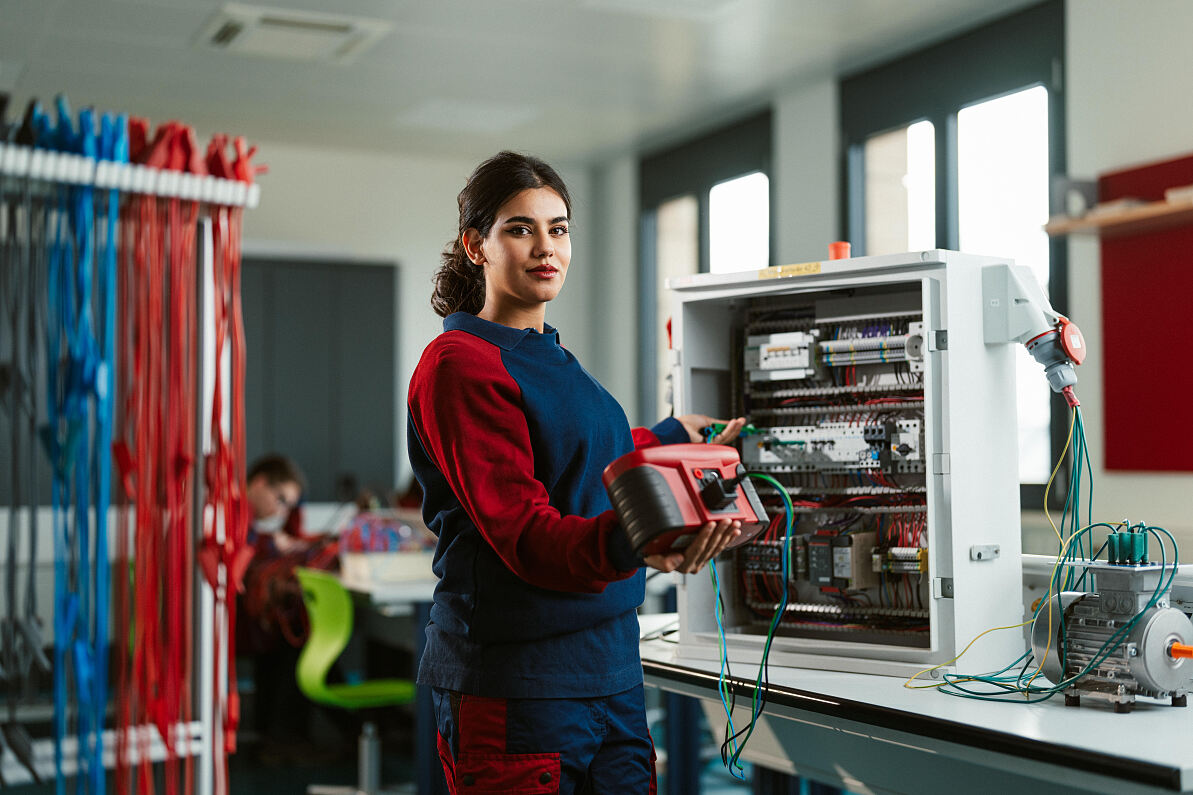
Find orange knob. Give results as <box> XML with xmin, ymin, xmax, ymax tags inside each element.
<box><xmin>1168</xmin><ymin>642</ymin><xmax>1193</xmax><ymax>659</ymax></box>
<box><xmin>828</xmin><ymin>241</ymin><xmax>851</xmax><ymax>260</ymax></box>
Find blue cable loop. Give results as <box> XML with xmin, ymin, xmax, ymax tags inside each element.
<box><xmin>37</xmin><ymin>97</ymin><xmax>114</xmax><ymax>795</ymax></box>
<box><xmin>22</xmin><ymin>95</ymin><xmax>125</xmax><ymax>794</ymax></box>
<box><xmin>71</xmin><ymin>106</ymin><xmax>99</xmax><ymax>795</ymax></box>
<box><xmin>87</xmin><ymin>110</ymin><xmax>125</xmax><ymax>795</ymax></box>
<box><xmin>44</xmin><ymin>99</ymin><xmax>72</xmax><ymax>795</ymax></box>
<box><xmin>30</xmin><ymin>102</ymin><xmax>53</xmax><ymax>148</ymax></box>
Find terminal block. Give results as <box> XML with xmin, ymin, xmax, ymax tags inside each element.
<box><xmin>873</xmin><ymin>546</ymin><xmax>928</xmax><ymax>574</ymax></box>
<box><xmin>740</xmin><ymin>539</ymin><xmax>785</xmax><ymax>574</ymax></box>
<box><xmin>745</xmin><ymin>330</ymin><xmax>819</xmax><ymax>381</ymax></box>
<box><xmin>743</xmin><ymin>420</ymin><xmax>923</xmax><ymax>474</ymax></box>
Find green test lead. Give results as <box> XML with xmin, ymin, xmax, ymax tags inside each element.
<box><xmin>710</xmin><ymin>422</ymin><xmax>763</xmax><ymax>436</ymax></box>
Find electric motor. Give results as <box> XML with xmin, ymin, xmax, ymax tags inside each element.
<box><xmin>1030</xmin><ymin>563</ymin><xmax>1193</xmax><ymax>712</ymax></box>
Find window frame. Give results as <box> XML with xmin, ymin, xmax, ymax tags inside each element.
<box><xmin>637</xmin><ymin>110</ymin><xmax>773</xmax><ymax>422</ymax></box>
<box><xmin>839</xmin><ymin>0</ymin><xmax>1067</xmax><ymax>508</ymax></box>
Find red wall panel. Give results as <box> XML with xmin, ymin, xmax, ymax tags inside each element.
<box><xmin>1099</xmin><ymin>154</ymin><xmax>1193</xmax><ymax>471</ymax></box>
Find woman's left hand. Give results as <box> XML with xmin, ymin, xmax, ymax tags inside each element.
<box><xmin>676</xmin><ymin>415</ymin><xmax>746</xmax><ymax>445</ymax></box>
<box><xmin>644</xmin><ymin>518</ymin><xmax>742</xmax><ymax>575</ymax></box>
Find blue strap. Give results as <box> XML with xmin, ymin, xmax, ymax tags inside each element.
<box><xmin>41</xmin><ymin>97</ymin><xmax>108</xmax><ymax>795</ymax></box>
<box><xmin>30</xmin><ymin>102</ymin><xmax>52</xmax><ymax>148</ymax></box>
<box><xmin>44</xmin><ymin>103</ymin><xmax>70</xmax><ymax>795</ymax></box>
<box><xmin>87</xmin><ymin>110</ymin><xmax>125</xmax><ymax>795</ymax></box>
<box><xmin>31</xmin><ymin>97</ymin><xmax>125</xmax><ymax>795</ymax></box>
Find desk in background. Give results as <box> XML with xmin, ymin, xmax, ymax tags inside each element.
<box><xmin>338</xmin><ymin>560</ymin><xmax>443</xmax><ymax>795</ymax></box>
<box><xmin>641</xmin><ymin>616</ymin><xmax>1193</xmax><ymax>794</ymax></box>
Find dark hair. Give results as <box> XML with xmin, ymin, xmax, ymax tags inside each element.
<box><xmin>247</xmin><ymin>454</ymin><xmax>307</xmax><ymax>495</ymax></box>
<box><xmin>432</xmin><ymin>151</ymin><xmax>572</xmax><ymax>317</ymax></box>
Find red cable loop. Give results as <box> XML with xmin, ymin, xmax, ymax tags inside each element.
<box><xmin>111</xmin><ymin>125</ymin><xmax>252</xmax><ymax>795</ymax></box>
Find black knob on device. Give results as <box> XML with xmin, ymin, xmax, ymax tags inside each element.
<box><xmin>700</xmin><ymin>474</ymin><xmax>739</xmax><ymax>510</ymax></box>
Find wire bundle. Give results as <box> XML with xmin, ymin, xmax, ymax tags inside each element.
<box><xmin>904</xmin><ymin>405</ymin><xmax>1181</xmax><ymax>702</ymax></box>
<box><xmin>4</xmin><ymin>96</ymin><xmax>124</xmax><ymax>795</ymax></box>
<box><xmin>710</xmin><ymin>472</ymin><xmax>793</xmax><ymax>780</ymax></box>
<box><xmin>2</xmin><ymin>93</ymin><xmax>260</xmax><ymax>794</ymax></box>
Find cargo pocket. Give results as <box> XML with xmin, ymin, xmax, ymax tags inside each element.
<box><xmin>454</xmin><ymin>751</ymin><xmax>561</xmax><ymax>794</ymax></box>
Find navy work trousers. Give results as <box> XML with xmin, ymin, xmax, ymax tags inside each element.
<box><xmin>432</xmin><ymin>683</ymin><xmax>657</xmax><ymax>794</ymax></box>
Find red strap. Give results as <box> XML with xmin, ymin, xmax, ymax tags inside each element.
<box><xmin>111</xmin><ymin>440</ymin><xmax>136</xmax><ymax>498</ymax></box>
<box><xmin>128</xmin><ymin>117</ymin><xmax>149</xmax><ymax>163</ymax></box>
<box><xmin>114</xmin><ymin>195</ymin><xmax>135</xmax><ymax>794</ymax></box>
<box><xmin>110</xmin><ymin>129</ymin><xmax>256</xmax><ymax>795</ymax></box>
<box><xmin>205</xmin><ymin>135</ymin><xmax>233</xmax><ymax>180</ymax></box>
<box><xmin>200</xmin><ymin>196</ymin><xmax>252</xmax><ymax>788</ymax></box>
<box><xmin>232</xmin><ymin>137</ymin><xmax>267</xmax><ymax>183</ymax></box>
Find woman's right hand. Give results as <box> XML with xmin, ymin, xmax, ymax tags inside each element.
<box><xmin>644</xmin><ymin>518</ymin><xmax>741</xmax><ymax>575</ymax></box>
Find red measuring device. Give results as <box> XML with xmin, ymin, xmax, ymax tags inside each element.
<box><xmin>603</xmin><ymin>443</ymin><xmax>769</xmax><ymax>557</ymax></box>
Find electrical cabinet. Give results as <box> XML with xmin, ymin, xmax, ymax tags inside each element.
<box><xmin>671</xmin><ymin>250</ymin><xmax>1026</xmax><ymax>677</ymax></box>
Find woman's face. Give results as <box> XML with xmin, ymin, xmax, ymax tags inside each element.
<box><xmin>467</xmin><ymin>187</ymin><xmax>571</xmax><ymax>313</ymax></box>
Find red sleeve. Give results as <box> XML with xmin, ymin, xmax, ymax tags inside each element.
<box><xmin>631</xmin><ymin>427</ymin><xmax>661</xmax><ymax>449</ymax></box>
<box><xmin>408</xmin><ymin>334</ymin><xmax>636</xmax><ymax>593</ymax></box>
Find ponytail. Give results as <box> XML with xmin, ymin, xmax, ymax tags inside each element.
<box><xmin>431</xmin><ymin>236</ymin><xmax>485</xmax><ymax>317</ymax></box>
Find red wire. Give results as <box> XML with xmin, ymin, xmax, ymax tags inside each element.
<box><xmin>162</xmin><ymin>192</ymin><xmax>184</xmax><ymax>795</ymax></box>
<box><xmin>114</xmin><ymin>197</ymin><xmax>135</xmax><ymax>794</ymax></box>
<box><xmin>131</xmin><ymin>191</ymin><xmax>166</xmax><ymax>795</ymax></box>
<box><xmin>207</xmin><ymin>204</ymin><xmax>230</xmax><ymax>795</ymax></box>
<box><xmin>228</xmin><ymin>203</ymin><xmax>251</xmax><ymax>756</ymax></box>
<box><xmin>201</xmin><ymin>201</ymin><xmax>251</xmax><ymax>794</ymax></box>
<box><xmin>110</xmin><ymin>136</ymin><xmax>255</xmax><ymax>794</ymax></box>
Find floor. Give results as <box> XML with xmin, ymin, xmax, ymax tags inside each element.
<box><xmin>6</xmin><ymin>690</ymin><xmax>771</xmax><ymax>793</ymax></box>
<box><xmin>228</xmin><ymin>738</ymin><xmax>414</xmax><ymax>794</ymax></box>
<box><xmin>226</xmin><ymin>749</ymin><xmax>751</xmax><ymax>794</ymax></box>
<box><xmin>8</xmin><ymin>740</ymin><xmax>772</xmax><ymax>793</ymax></box>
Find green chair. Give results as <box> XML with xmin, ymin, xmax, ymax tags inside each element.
<box><xmin>295</xmin><ymin>567</ymin><xmax>416</xmax><ymax>795</ymax></box>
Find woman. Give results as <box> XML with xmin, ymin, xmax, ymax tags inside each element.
<box><xmin>407</xmin><ymin>151</ymin><xmax>744</xmax><ymax>793</ymax></box>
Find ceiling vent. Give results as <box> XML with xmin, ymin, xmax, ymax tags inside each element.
<box><xmin>197</xmin><ymin>4</ymin><xmax>391</xmax><ymax>64</ymax></box>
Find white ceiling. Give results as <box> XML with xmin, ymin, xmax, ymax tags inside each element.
<box><xmin>1</xmin><ymin>0</ymin><xmax>1040</xmax><ymax>163</ymax></box>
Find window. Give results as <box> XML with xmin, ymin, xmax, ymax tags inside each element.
<box><xmin>863</xmin><ymin>121</ymin><xmax>935</xmax><ymax>256</ymax></box>
<box><xmin>709</xmin><ymin>171</ymin><xmax>770</xmax><ymax>274</ymax></box>
<box><xmin>958</xmin><ymin>86</ymin><xmax>1052</xmax><ymax>482</ymax></box>
<box><xmin>638</xmin><ymin>110</ymin><xmax>772</xmax><ymax>422</ymax></box>
<box><xmin>841</xmin><ymin>0</ymin><xmax>1065</xmax><ymax>505</ymax></box>
<box><xmin>653</xmin><ymin>195</ymin><xmax>699</xmax><ymax>420</ymax></box>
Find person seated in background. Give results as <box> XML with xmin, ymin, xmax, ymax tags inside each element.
<box><xmin>239</xmin><ymin>454</ymin><xmax>339</xmax><ymax>764</ymax></box>
<box><xmin>245</xmin><ymin>454</ymin><xmax>306</xmax><ymax>550</ymax></box>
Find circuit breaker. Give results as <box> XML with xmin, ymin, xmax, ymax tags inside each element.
<box><xmin>671</xmin><ymin>250</ymin><xmax>1026</xmax><ymax>677</ymax></box>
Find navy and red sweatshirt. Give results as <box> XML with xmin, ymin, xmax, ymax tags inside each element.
<box><xmin>407</xmin><ymin>312</ymin><xmax>688</xmax><ymax>698</ymax></box>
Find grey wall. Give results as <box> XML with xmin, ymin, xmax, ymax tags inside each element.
<box><xmin>243</xmin><ymin>257</ymin><xmax>396</xmax><ymax>502</ymax></box>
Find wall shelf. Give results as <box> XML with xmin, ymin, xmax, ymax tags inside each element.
<box><xmin>1044</xmin><ymin>198</ymin><xmax>1193</xmax><ymax>238</ymax></box>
